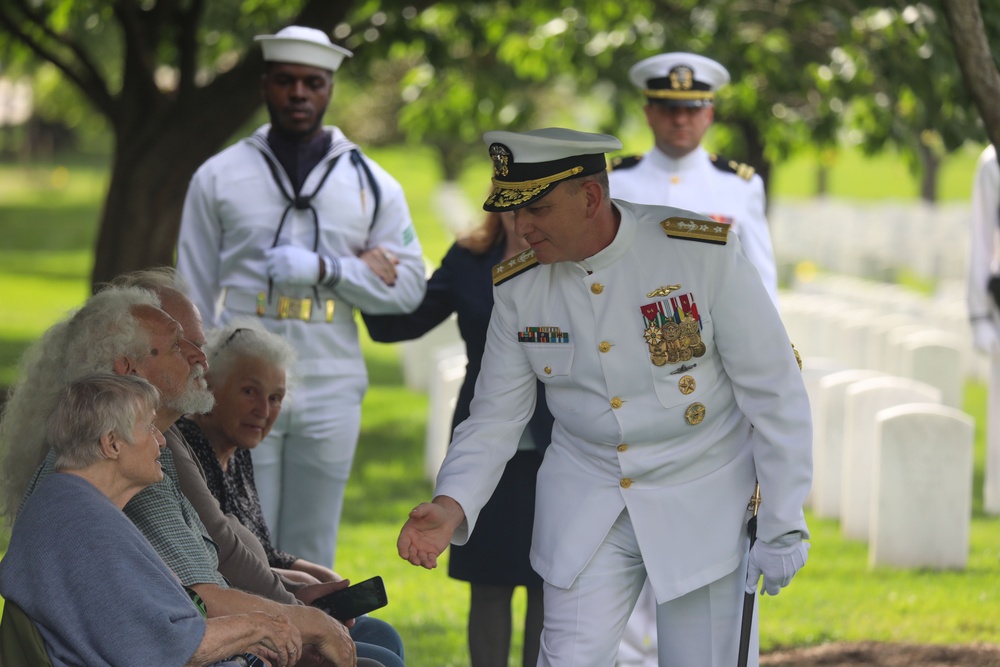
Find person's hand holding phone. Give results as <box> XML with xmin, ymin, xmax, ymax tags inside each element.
<box><xmin>310</xmin><ymin>576</ymin><xmax>388</xmax><ymax>622</ymax></box>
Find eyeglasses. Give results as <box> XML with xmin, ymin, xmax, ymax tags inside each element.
<box><xmin>222</xmin><ymin>328</ymin><xmax>252</xmax><ymax>348</ymax></box>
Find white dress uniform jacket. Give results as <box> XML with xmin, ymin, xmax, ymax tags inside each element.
<box><xmin>609</xmin><ymin>146</ymin><xmax>778</xmax><ymax>305</ymax></box>
<box><xmin>176</xmin><ymin>124</ymin><xmax>426</xmax><ymax>376</ymax></box>
<box><xmin>435</xmin><ymin>200</ymin><xmax>810</xmax><ymax>604</ymax></box>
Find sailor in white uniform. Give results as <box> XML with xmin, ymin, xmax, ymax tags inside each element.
<box><xmin>176</xmin><ymin>26</ymin><xmax>425</xmax><ymax>568</ymax></box>
<box><xmin>967</xmin><ymin>144</ymin><xmax>1000</xmax><ymax>514</ymax></box>
<box><xmin>608</xmin><ymin>52</ymin><xmax>779</xmax><ymax>306</ymax></box>
<box><xmin>397</xmin><ymin>128</ymin><xmax>811</xmax><ymax>667</ymax></box>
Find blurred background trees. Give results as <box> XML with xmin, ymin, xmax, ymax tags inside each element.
<box><xmin>0</xmin><ymin>0</ymin><xmax>997</xmax><ymax>287</ymax></box>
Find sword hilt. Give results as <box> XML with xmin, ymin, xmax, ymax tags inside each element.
<box><xmin>747</xmin><ymin>482</ymin><xmax>761</xmax><ymax>517</ymax></box>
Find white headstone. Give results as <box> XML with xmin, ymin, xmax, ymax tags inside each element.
<box><xmin>424</xmin><ymin>347</ymin><xmax>467</xmax><ymax>481</ymax></box>
<box><xmin>866</xmin><ymin>314</ymin><xmax>918</xmax><ymax>374</ymax></box>
<box><xmin>811</xmin><ymin>369</ymin><xmax>885</xmax><ymax>519</ymax></box>
<box><xmin>898</xmin><ymin>329</ymin><xmax>966</xmax><ymax>408</ymax></box>
<box><xmin>840</xmin><ymin>377</ymin><xmax>942</xmax><ymax>541</ymax></box>
<box><xmin>869</xmin><ymin>404</ymin><xmax>974</xmax><ymax>569</ymax></box>
<box><xmin>800</xmin><ymin>357</ymin><xmax>847</xmax><ymax>509</ymax></box>
<box><xmin>883</xmin><ymin>324</ymin><xmax>932</xmax><ymax>376</ymax></box>
<box><xmin>399</xmin><ymin>314</ymin><xmax>464</xmax><ymax>391</ymax></box>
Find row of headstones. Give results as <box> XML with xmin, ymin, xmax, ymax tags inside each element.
<box><xmin>770</xmin><ymin>199</ymin><xmax>971</xmax><ymax>283</ymax></box>
<box><xmin>782</xmin><ymin>275</ymin><xmax>977</xmax><ymax>570</ymax></box>
<box><xmin>803</xmin><ymin>364</ymin><xmax>974</xmax><ymax>569</ymax></box>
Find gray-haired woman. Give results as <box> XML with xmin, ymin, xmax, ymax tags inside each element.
<box><xmin>0</xmin><ymin>373</ymin><xmax>302</xmax><ymax>667</ymax></box>
<box><xmin>178</xmin><ymin>320</ymin><xmax>406</xmax><ymax>667</ymax></box>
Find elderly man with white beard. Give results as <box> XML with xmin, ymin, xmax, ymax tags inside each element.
<box><xmin>2</xmin><ymin>285</ymin><xmax>364</xmax><ymax>667</ymax></box>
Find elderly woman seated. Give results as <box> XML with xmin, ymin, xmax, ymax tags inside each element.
<box><xmin>176</xmin><ymin>320</ymin><xmax>405</xmax><ymax>667</ymax></box>
<box><xmin>0</xmin><ymin>373</ymin><xmax>302</xmax><ymax>666</ymax></box>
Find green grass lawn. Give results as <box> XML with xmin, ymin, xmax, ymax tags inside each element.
<box><xmin>1</xmin><ymin>144</ymin><xmax>998</xmax><ymax>664</ymax></box>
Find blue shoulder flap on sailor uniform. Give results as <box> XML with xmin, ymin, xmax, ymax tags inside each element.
<box><xmin>493</xmin><ymin>249</ymin><xmax>540</xmax><ymax>286</ymax></box>
<box><xmin>709</xmin><ymin>154</ymin><xmax>755</xmax><ymax>181</ymax></box>
<box><xmin>608</xmin><ymin>155</ymin><xmax>642</xmax><ymax>171</ymax></box>
<box><xmin>660</xmin><ymin>216</ymin><xmax>730</xmax><ymax>245</ymax></box>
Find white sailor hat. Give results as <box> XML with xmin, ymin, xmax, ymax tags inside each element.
<box><xmin>254</xmin><ymin>26</ymin><xmax>353</xmax><ymax>73</ymax></box>
<box><xmin>629</xmin><ymin>53</ymin><xmax>730</xmax><ymax>107</ymax></box>
<box><xmin>482</xmin><ymin>128</ymin><xmax>622</xmax><ymax>212</ymax></box>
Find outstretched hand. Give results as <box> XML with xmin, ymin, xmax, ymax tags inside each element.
<box><xmin>397</xmin><ymin>497</ymin><xmax>464</xmax><ymax>569</ymax></box>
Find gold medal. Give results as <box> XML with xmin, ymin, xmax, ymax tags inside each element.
<box><xmin>679</xmin><ymin>348</ymin><xmax>693</xmax><ymax>362</ymax></box>
<box><xmin>678</xmin><ymin>375</ymin><xmax>696</xmax><ymax>395</ymax></box>
<box><xmin>652</xmin><ymin>354</ymin><xmax>667</xmax><ymax>367</ymax></box>
<box><xmin>685</xmin><ymin>402</ymin><xmax>706</xmax><ymax>425</ymax></box>
<box><xmin>692</xmin><ymin>342</ymin><xmax>707</xmax><ymax>357</ymax></box>
<box><xmin>663</xmin><ymin>322</ymin><xmax>681</xmax><ymax>341</ymax></box>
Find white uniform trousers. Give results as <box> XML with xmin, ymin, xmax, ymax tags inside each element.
<box><xmin>251</xmin><ymin>374</ymin><xmax>366</xmax><ymax>568</ymax></box>
<box><xmin>541</xmin><ymin>509</ymin><xmax>758</xmax><ymax>667</ymax></box>
<box><xmin>986</xmin><ymin>353</ymin><xmax>1000</xmax><ymax>514</ymax></box>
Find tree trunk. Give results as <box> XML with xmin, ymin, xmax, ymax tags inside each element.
<box><xmin>735</xmin><ymin>119</ymin><xmax>773</xmax><ymax>216</ymax></box>
<box><xmin>91</xmin><ymin>131</ymin><xmax>215</xmax><ymax>286</ymax></box>
<box><xmin>941</xmin><ymin>0</ymin><xmax>1000</xmax><ymax>151</ymax></box>
<box><xmin>918</xmin><ymin>142</ymin><xmax>940</xmax><ymax>204</ymax></box>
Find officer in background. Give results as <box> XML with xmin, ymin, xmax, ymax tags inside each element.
<box><xmin>611</xmin><ymin>52</ymin><xmax>781</xmax><ymax>663</ymax></box>
<box><xmin>609</xmin><ymin>52</ymin><xmax>779</xmax><ymax>306</ymax></box>
<box><xmin>967</xmin><ymin>144</ymin><xmax>1000</xmax><ymax>515</ymax></box>
<box><xmin>176</xmin><ymin>26</ymin><xmax>426</xmax><ymax>570</ymax></box>
<box><xmin>397</xmin><ymin>128</ymin><xmax>811</xmax><ymax>667</ymax></box>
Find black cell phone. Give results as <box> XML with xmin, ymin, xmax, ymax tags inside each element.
<box><xmin>311</xmin><ymin>576</ymin><xmax>388</xmax><ymax>622</ymax></box>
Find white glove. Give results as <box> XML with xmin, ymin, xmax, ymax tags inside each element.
<box><xmin>264</xmin><ymin>246</ymin><xmax>321</xmax><ymax>286</ymax></box>
<box><xmin>972</xmin><ymin>319</ymin><xmax>1000</xmax><ymax>355</ymax></box>
<box><xmin>746</xmin><ymin>537</ymin><xmax>809</xmax><ymax>595</ymax></box>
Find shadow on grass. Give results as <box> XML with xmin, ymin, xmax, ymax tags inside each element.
<box><xmin>1</xmin><ymin>205</ymin><xmax>100</xmax><ymax>253</ymax></box>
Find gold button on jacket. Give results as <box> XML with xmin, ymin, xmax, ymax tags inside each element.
<box><xmin>620</xmin><ymin>478</ymin><xmax>632</xmax><ymax>489</ymax></box>
<box><xmin>590</xmin><ymin>283</ymin><xmax>604</xmax><ymax>294</ymax></box>
<box><xmin>599</xmin><ymin>341</ymin><xmax>612</xmax><ymax>353</ymax></box>
<box><xmin>610</xmin><ymin>397</ymin><xmax>623</xmax><ymax>409</ymax></box>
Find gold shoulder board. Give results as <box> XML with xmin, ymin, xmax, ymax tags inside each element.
<box><xmin>709</xmin><ymin>154</ymin><xmax>755</xmax><ymax>181</ymax></box>
<box><xmin>734</xmin><ymin>161</ymin><xmax>756</xmax><ymax>181</ymax></box>
<box><xmin>493</xmin><ymin>249</ymin><xmax>540</xmax><ymax>286</ymax></box>
<box><xmin>660</xmin><ymin>217</ymin><xmax>730</xmax><ymax>245</ymax></box>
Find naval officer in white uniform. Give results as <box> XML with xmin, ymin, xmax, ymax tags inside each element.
<box><xmin>176</xmin><ymin>26</ymin><xmax>426</xmax><ymax>569</ymax></box>
<box><xmin>397</xmin><ymin>128</ymin><xmax>811</xmax><ymax>666</ymax></box>
<box><xmin>608</xmin><ymin>52</ymin><xmax>779</xmax><ymax>306</ymax></box>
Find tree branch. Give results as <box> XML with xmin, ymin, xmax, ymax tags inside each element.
<box><xmin>0</xmin><ymin>1</ymin><xmax>116</xmax><ymax>118</ymax></box>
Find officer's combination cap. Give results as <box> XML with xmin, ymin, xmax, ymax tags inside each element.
<box><xmin>482</xmin><ymin>128</ymin><xmax>622</xmax><ymax>212</ymax></box>
<box><xmin>255</xmin><ymin>26</ymin><xmax>353</xmax><ymax>73</ymax></box>
<box><xmin>629</xmin><ymin>53</ymin><xmax>730</xmax><ymax>107</ymax></box>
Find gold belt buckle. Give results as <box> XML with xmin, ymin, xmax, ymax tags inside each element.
<box><xmin>277</xmin><ymin>296</ymin><xmax>312</xmax><ymax>320</ymax></box>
